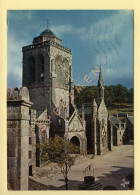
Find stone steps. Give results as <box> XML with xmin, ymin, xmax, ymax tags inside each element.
<box><xmin>78</xmin><ymin>182</ymin><xmax>102</xmax><ymax>190</ymax></box>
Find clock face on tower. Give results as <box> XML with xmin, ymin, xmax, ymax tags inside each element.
<box><xmin>40</xmin><ymin>73</ymin><xmax>44</xmax><ymax>78</ymax></box>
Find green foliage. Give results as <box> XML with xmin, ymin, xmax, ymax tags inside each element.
<box><xmin>39</xmin><ymin>135</ymin><xmax>79</xmax><ymax>165</ymax></box>
<box><xmin>74</xmin><ymin>86</ymin><xmax>98</xmax><ymax>103</ymax></box>
<box><xmin>74</xmin><ymin>84</ymin><xmax>133</xmax><ymax>105</ymax></box>
<box><xmin>37</xmin><ymin>135</ymin><xmax>79</xmax><ymax>190</ymax></box>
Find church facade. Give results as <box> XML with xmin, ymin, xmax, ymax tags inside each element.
<box><xmin>7</xmin><ymin>27</ymin><xmax>117</xmax><ymax>190</ymax></box>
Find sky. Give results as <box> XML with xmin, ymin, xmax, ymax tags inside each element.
<box><xmin>7</xmin><ymin>10</ymin><xmax>134</xmax><ymax>89</ymax></box>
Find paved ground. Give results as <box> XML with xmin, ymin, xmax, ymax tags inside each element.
<box><xmin>29</xmin><ymin>144</ymin><xmax>134</xmax><ymax>190</ymax></box>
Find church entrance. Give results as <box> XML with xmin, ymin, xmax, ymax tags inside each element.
<box><xmin>70</xmin><ymin>136</ymin><xmax>80</xmax><ymax>153</ymax></box>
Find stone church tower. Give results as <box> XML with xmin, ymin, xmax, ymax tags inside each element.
<box><xmin>22</xmin><ymin>28</ymin><xmax>73</xmax><ymax>116</ymax></box>
<box><xmin>22</xmin><ymin>27</ymin><xmax>87</xmax><ymax>154</ymax></box>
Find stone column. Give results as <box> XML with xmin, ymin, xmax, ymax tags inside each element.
<box><xmin>82</xmin><ymin>120</ymin><xmax>87</xmax><ymax>155</ymax></box>
<box><xmin>93</xmin><ymin>118</ymin><xmax>97</xmax><ymax>155</ymax></box>
<box><xmin>7</xmin><ymin>87</ymin><xmax>32</xmax><ymax>190</ymax></box>
<box><xmin>84</xmin><ymin>134</ymin><xmax>87</xmax><ymax>155</ymax></box>
<box><xmin>91</xmin><ymin>118</ymin><xmax>97</xmax><ymax>155</ymax></box>
<box><xmin>99</xmin><ymin>127</ymin><xmax>103</xmax><ymax>155</ymax></box>
<box><xmin>97</xmin><ymin>119</ymin><xmax>102</xmax><ymax>155</ymax></box>
<box><xmin>82</xmin><ymin>104</ymin><xmax>85</xmax><ymax>120</ymax></box>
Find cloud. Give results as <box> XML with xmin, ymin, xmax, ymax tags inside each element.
<box><xmin>75</xmin><ymin>11</ymin><xmax>133</xmax><ymax>41</ymax></box>
<box><xmin>7</xmin><ymin>10</ymin><xmax>133</xmax><ymax>89</ymax></box>
<box><xmin>51</xmin><ymin>24</ymin><xmax>73</xmax><ymax>38</ymax></box>
<box><xmin>7</xmin><ymin>26</ymin><xmax>26</xmax><ymax>88</ymax></box>
<box><xmin>7</xmin><ymin>10</ymin><xmax>33</xmax><ymax>23</ymax></box>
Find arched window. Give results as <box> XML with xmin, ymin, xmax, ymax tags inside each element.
<box><xmin>28</xmin><ymin>56</ymin><xmax>35</xmax><ymax>84</ymax></box>
<box><xmin>37</xmin><ymin>54</ymin><xmax>44</xmax><ymax>82</ymax></box>
<box><xmin>63</xmin><ymin>58</ymin><xmax>69</xmax><ymax>69</ymax></box>
<box><xmin>55</xmin><ymin>55</ymin><xmax>63</xmax><ymax>85</ymax></box>
<box><xmin>63</xmin><ymin>58</ymin><xmax>69</xmax><ymax>87</ymax></box>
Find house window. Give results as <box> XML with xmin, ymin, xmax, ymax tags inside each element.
<box><xmin>29</xmin><ymin>137</ymin><xmax>32</xmax><ymax>145</ymax></box>
<box><xmin>120</xmin><ymin>139</ymin><xmax>122</xmax><ymax>142</ymax></box>
<box><xmin>29</xmin><ymin>151</ymin><xmax>32</xmax><ymax>159</ymax></box>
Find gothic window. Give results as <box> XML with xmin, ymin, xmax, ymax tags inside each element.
<box><xmin>28</xmin><ymin>56</ymin><xmax>35</xmax><ymax>84</ymax></box>
<box><xmin>55</xmin><ymin>56</ymin><xmax>69</xmax><ymax>88</ymax></box>
<box><xmin>37</xmin><ymin>54</ymin><xmax>44</xmax><ymax>82</ymax></box>
<box><xmin>63</xmin><ymin>58</ymin><xmax>69</xmax><ymax>69</ymax></box>
<box><xmin>55</xmin><ymin>55</ymin><xmax>62</xmax><ymax>84</ymax></box>
<box><xmin>63</xmin><ymin>58</ymin><xmax>69</xmax><ymax>87</ymax></box>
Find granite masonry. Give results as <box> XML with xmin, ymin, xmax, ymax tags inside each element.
<box><xmin>7</xmin><ymin>27</ymin><xmax>133</xmax><ymax>190</ymax></box>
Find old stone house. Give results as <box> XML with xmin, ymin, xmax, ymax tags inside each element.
<box><xmin>123</xmin><ymin>116</ymin><xmax>134</xmax><ymax>144</ymax></box>
<box><xmin>110</xmin><ymin>116</ymin><xmax>126</xmax><ymax>146</ymax></box>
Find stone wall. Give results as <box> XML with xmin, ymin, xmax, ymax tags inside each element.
<box><xmin>7</xmin><ymin>87</ymin><xmax>32</xmax><ymax>190</ymax></box>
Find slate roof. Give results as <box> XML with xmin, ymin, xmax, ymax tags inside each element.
<box><xmin>76</xmin><ymin>104</ymin><xmax>92</xmax><ymax>115</ymax></box>
<box><xmin>127</xmin><ymin>116</ymin><xmax>134</xmax><ymax>125</ymax></box>
<box><xmin>110</xmin><ymin>116</ymin><xmax>121</xmax><ymax>125</ymax></box>
<box><xmin>39</xmin><ymin>28</ymin><xmax>56</xmax><ymax>37</ymax></box>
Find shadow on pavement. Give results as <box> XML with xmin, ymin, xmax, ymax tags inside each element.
<box><xmin>48</xmin><ymin>178</ymin><xmax>82</xmax><ymax>190</ymax></box>
<box><xmin>28</xmin><ymin>178</ymin><xmax>48</xmax><ymax>190</ymax></box>
<box><xmin>96</xmin><ymin>166</ymin><xmax>134</xmax><ymax>190</ymax></box>
<box><xmin>28</xmin><ymin>166</ymin><xmax>134</xmax><ymax>190</ymax></box>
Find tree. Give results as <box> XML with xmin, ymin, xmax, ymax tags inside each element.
<box><xmin>37</xmin><ymin>135</ymin><xmax>79</xmax><ymax>190</ymax></box>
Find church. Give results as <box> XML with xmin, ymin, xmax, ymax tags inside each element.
<box><xmin>22</xmin><ymin>26</ymin><xmax>113</xmax><ymax>154</ymax></box>
<box><xmin>7</xmin><ymin>27</ymin><xmax>119</xmax><ymax>190</ymax></box>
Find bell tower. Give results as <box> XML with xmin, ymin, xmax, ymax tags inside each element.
<box><xmin>22</xmin><ymin>27</ymin><xmax>73</xmax><ymax>117</ymax></box>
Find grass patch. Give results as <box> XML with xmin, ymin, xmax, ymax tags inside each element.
<box><xmin>108</xmin><ymin>103</ymin><xmax>134</xmax><ymax>116</ymax></box>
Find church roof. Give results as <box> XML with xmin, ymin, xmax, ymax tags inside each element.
<box><xmin>127</xmin><ymin>116</ymin><xmax>134</xmax><ymax>125</ymax></box>
<box><xmin>39</xmin><ymin>28</ymin><xmax>56</xmax><ymax>37</ymax></box>
<box><xmin>110</xmin><ymin>116</ymin><xmax>121</xmax><ymax>125</ymax></box>
<box><xmin>76</xmin><ymin>104</ymin><xmax>92</xmax><ymax>115</ymax></box>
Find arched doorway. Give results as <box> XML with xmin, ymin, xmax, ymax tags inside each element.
<box><xmin>70</xmin><ymin>136</ymin><xmax>80</xmax><ymax>154</ymax></box>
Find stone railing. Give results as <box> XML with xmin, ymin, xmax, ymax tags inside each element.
<box><xmin>22</xmin><ymin>40</ymin><xmax>72</xmax><ymax>54</ymax></box>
